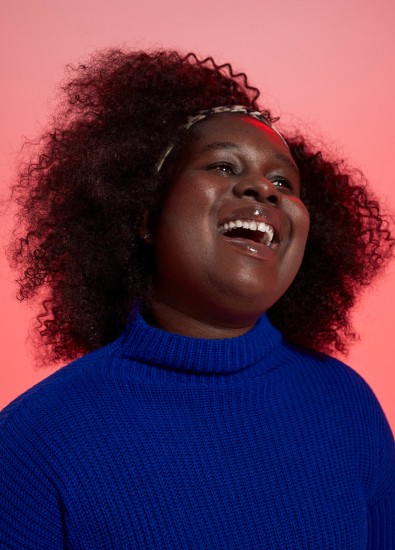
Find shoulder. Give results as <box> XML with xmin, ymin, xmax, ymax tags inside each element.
<box><xmin>0</xmin><ymin>339</ymin><xmax>129</xmax><ymax>496</ymax></box>
<box><xmin>0</xmin><ymin>340</ymin><xmax>119</xmax><ymax>434</ymax></box>
<box><xmin>283</xmin><ymin>344</ymin><xmax>395</xmax><ymax>500</ymax></box>
<box><xmin>0</xmin><ymin>345</ymin><xmax>124</xmax><ymax>548</ymax></box>
<box><xmin>282</xmin><ymin>342</ymin><xmax>388</xmax><ymax>404</ymax></box>
<box><xmin>279</xmin><ymin>343</ymin><xmax>394</xmax><ymax>455</ymax></box>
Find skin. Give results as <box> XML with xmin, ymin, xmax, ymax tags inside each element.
<box><xmin>146</xmin><ymin>114</ymin><xmax>310</xmax><ymax>339</ymax></box>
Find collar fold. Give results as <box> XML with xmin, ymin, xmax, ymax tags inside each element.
<box><xmin>119</xmin><ymin>313</ymin><xmax>282</xmax><ymax>374</ymax></box>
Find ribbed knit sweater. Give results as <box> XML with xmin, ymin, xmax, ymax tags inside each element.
<box><xmin>1</xmin><ymin>313</ymin><xmax>394</xmax><ymax>549</ymax></box>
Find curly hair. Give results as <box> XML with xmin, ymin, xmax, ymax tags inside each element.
<box><xmin>8</xmin><ymin>48</ymin><xmax>394</xmax><ymax>365</ymax></box>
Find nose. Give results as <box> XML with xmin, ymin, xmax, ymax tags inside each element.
<box><xmin>233</xmin><ymin>177</ymin><xmax>282</xmax><ymax>207</ymax></box>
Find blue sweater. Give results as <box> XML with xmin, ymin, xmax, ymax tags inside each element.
<box><xmin>1</xmin><ymin>313</ymin><xmax>394</xmax><ymax>549</ymax></box>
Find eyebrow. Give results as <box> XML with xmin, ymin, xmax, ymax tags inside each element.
<box><xmin>201</xmin><ymin>142</ymin><xmax>240</xmax><ymax>153</ymax></box>
<box><xmin>272</xmin><ymin>153</ymin><xmax>300</xmax><ymax>176</ymax></box>
<box><xmin>201</xmin><ymin>142</ymin><xmax>300</xmax><ymax>176</ymax></box>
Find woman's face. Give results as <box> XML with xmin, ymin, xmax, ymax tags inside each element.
<box><xmin>149</xmin><ymin>114</ymin><xmax>310</xmax><ymax>337</ymax></box>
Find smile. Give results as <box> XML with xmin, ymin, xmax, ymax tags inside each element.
<box><xmin>218</xmin><ymin>219</ymin><xmax>275</xmax><ymax>247</ymax></box>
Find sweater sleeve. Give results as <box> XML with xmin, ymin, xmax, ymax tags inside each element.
<box><xmin>367</xmin><ymin>493</ymin><xmax>395</xmax><ymax>549</ymax></box>
<box><xmin>366</xmin><ymin>396</ymin><xmax>395</xmax><ymax>549</ymax></box>
<box><xmin>0</xmin><ymin>402</ymin><xmax>65</xmax><ymax>549</ymax></box>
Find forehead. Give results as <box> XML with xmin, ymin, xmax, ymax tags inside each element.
<box><xmin>190</xmin><ymin>114</ymin><xmax>291</xmax><ymax>158</ymax></box>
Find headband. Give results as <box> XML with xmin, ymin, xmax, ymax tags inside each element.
<box><xmin>154</xmin><ymin>105</ymin><xmax>288</xmax><ymax>174</ymax></box>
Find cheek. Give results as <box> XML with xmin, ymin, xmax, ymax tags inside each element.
<box><xmin>279</xmin><ymin>201</ymin><xmax>310</xmax><ymax>279</ymax></box>
<box><xmin>289</xmin><ymin>199</ymin><xmax>310</xmax><ymax>244</ymax></box>
<box><xmin>155</xmin><ymin>198</ymin><xmax>210</xmax><ymax>274</ymax></box>
<box><xmin>160</xmin><ymin>181</ymin><xmax>218</xmax><ymax>239</ymax></box>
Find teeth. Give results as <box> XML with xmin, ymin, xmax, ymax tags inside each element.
<box><xmin>218</xmin><ymin>219</ymin><xmax>275</xmax><ymax>245</ymax></box>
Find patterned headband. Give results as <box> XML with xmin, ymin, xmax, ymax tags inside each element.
<box><xmin>154</xmin><ymin>105</ymin><xmax>288</xmax><ymax>174</ymax></box>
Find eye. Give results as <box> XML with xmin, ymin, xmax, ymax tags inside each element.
<box><xmin>270</xmin><ymin>176</ymin><xmax>293</xmax><ymax>191</ymax></box>
<box><xmin>207</xmin><ymin>162</ymin><xmax>236</xmax><ymax>175</ymax></box>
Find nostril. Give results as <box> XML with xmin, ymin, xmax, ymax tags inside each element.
<box><xmin>243</xmin><ymin>189</ymin><xmax>259</xmax><ymax>199</ymax></box>
<box><xmin>267</xmin><ymin>194</ymin><xmax>278</xmax><ymax>206</ymax></box>
<box><xmin>235</xmin><ymin>181</ymin><xmax>281</xmax><ymax>205</ymax></box>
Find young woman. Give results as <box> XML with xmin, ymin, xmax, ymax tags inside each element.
<box><xmin>1</xmin><ymin>49</ymin><xmax>394</xmax><ymax>549</ymax></box>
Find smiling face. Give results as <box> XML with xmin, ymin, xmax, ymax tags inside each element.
<box><xmin>148</xmin><ymin>114</ymin><xmax>310</xmax><ymax>338</ymax></box>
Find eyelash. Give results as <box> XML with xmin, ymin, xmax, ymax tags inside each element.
<box><xmin>209</xmin><ymin>163</ymin><xmax>235</xmax><ymax>175</ymax></box>
<box><xmin>208</xmin><ymin>163</ymin><xmax>293</xmax><ymax>191</ymax></box>
<box><xmin>271</xmin><ymin>176</ymin><xmax>293</xmax><ymax>190</ymax></box>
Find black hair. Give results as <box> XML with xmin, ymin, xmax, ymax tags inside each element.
<box><xmin>9</xmin><ymin>48</ymin><xmax>394</xmax><ymax>364</ymax></box>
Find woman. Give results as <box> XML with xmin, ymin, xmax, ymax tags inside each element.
<box><xmin>1</xmin><ymin>50</ymin><xmax>394</xmax><ymax>548</ymax></box>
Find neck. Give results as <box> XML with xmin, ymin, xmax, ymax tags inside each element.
<box><xmin>147</xmin><ymin>300</ymin><xmax>259</xmax><ymax>340</ymax></box>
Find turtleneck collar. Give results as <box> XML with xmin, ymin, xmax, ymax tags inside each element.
<box><xmin>118</xmin><ymin>312</ymin><xmax>283</xmax><ymax>374</ymax></box>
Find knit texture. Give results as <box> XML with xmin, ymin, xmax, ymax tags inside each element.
<box><xmin>1</xmin><ymin>313</ymin><xmax>394</xmax><ymax>549</ymax></box>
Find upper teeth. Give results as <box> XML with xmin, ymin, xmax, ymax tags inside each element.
<box><xmin>218</xmin><ymin>219</ymin><xmax>274</xmax><ymax>245</ymax></box>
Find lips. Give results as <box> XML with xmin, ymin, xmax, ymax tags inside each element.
<box><xmin>218</xmin><ymin>219</ymin><xmax>274</xmax><ymax>246</ymax></box>
<box><xmin>217</xmin><ymin>204</ymin><xmax>282</xmax><ymax>249</ymax></box>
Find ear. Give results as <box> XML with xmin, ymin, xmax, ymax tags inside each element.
<box><xmin>138</xmin><ymin>210</ymin><xmax>155</xmax><ymax>244</ymax></box>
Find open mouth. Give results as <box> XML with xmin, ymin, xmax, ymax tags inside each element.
<box><xmin>218</xmin><ymin>219</ymin><xmax>275</xmax><ymax>247</ymax></box>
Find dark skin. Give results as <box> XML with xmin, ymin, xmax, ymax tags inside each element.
<box><xmin>144</xmin><ymin>115</ymin><xmax>310</xmax><ymax>339</ymax></box>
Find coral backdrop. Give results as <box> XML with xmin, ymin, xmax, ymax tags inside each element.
<box><xmin>1</xmin><ymin>0</ymin><xmax>394</xmax><ymax>429</ymax></box>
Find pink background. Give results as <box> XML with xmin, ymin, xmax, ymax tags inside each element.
<box><xmin>1</xmin><ymin>1</ymin><xmax>394</xmax><ymax>429</ymax></box>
